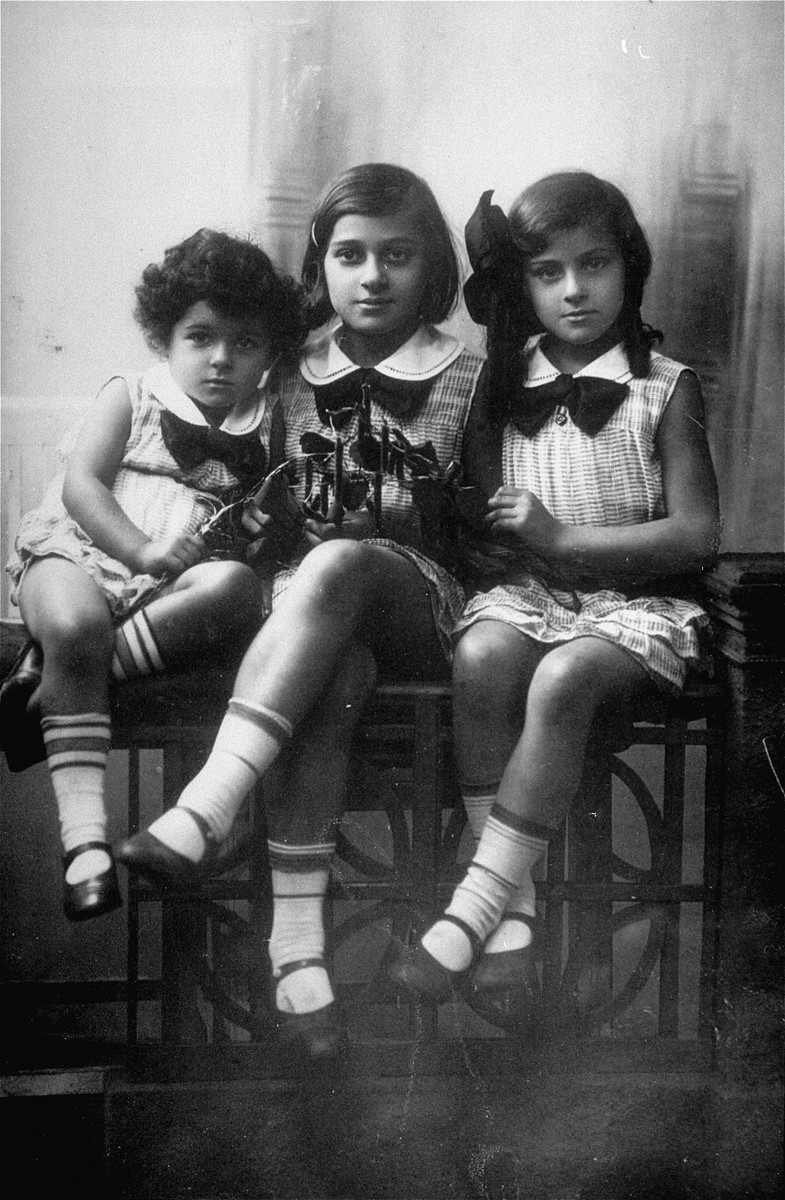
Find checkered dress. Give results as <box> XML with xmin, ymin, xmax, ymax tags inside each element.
<box><xmin>272</xmin><ymin>344</ymin><xmax>485</xmax><ymax>657</ymax></box>
<box><xmin>7</xmin><ymin>365</ymin><xmax>277</xmax><ymax>618</ymax></box>
<box><xmin>454</xmin><ymin>349</ymin><xmax>711</xmax><ymax>692</ymax></box>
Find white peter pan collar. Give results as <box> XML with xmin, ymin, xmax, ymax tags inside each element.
<box><xmin>524</xmin><ymin>338</ymin><xmax>633</xmax><ymax>388</ymax></box>
<box><xmin>300</xmin><ymin>325</ymin><xmax>465</xmax><ymax>386</ymax></box>
<box><xmin>146</xmin><ymin>361</ymin><xmax>270</xmax><ymax>435</ymax></box>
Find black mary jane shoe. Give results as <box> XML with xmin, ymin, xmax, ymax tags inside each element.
<box><xmin>275</xmin><ymin>958</ymin><xmax>344</xmax><ymax>1062</ymax></box>
<box><xmin>62</xmin><ymin>841</ymin><xmax>122</xmax><ymax>922</ymax></box>
<box><xmin>0</xmin><ymin>639</ymin><xmax>46</xmax><ymax>773</ymax></box>
<box><xmin>466</xmin><ymin>914</ymin><xmax>542</xmax><ymax>1031</ymax></box>
<box><xmin>115</xmin><ymin>806</ymin><xmax>218</xmax><ymax>893</ymax></box>
<box><xmin>387</xmin><ymin>915</ymin><xmax>481</xmax><ymax>1004</ymax></box>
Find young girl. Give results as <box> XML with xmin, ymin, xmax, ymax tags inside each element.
<box><xmin>2</xmin><ymin>229</ymin><xmax>305</xmax><ymax>922</ymax></box>
<box><xmin>117</xmin><ymin>163</ymin><xmax>485</xmax><ymax>1057</ymax></box>
<box><xmin>390</xmin><ymin>172</ymin><xmax>720</xmax><ymax>1026</ymax></box>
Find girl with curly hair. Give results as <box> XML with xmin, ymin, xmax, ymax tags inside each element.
<box><xmin>2</xmin><ymin>228</ymin><xmax>305</xmax><ymax>921</ymax></box>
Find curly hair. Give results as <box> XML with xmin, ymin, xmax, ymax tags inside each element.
<box><xmin>134</xmin><ymin>228</ymin><xmax>307</xmax><ymax>357</ymax></box>
<box><xmin>302</xmin><ymin>163</ymin><xmax>461</xmax><ymax>331</ymax></box>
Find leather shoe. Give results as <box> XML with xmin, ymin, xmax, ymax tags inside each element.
<box><xmin>275</xmin><ymin>958</ymin><xmax>344</xmax><ymax>1061</ymax></box>
<box><xmin>62</xmin><ymin>841</ymin><xmax>122</xmax><ymax>922</ymax></box>
<box><xmin>115</xmin><ymin>806</ymin><xmax>218</xmax><ymax>892</ymax></box>
<box><xmin>467</xmin><ymin>915</ymin><xmax>542</xmax><ymax>1031</ymax></box>
<box><xmin>387</xmin><ymin>914</ymin><xmax>480</xmax><ymax>1004</ymax></box>
<box><xmin>0</xmin><ymin>639</ymin><xmax>45</xmax><ymax>772</ymax></box>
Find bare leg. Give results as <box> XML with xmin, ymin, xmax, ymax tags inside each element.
<box><xmin>452</xmin><ymin>621</ymin><xmax>548</xmax><ymax>949</ymax></box>
<box><xmin>18</xmin><ymin>560</ymin><xmax>117</xmax><ymax>909</ymax></box>
<box><xmin>113</xmin><ymin>560</ymin><xmax>264</xmax><ymax>680</ymax></box>
<box><xmin>265</xmin><ymin>642</ymin><xmax>378</xmax><ymax>1017</ymax></box>
<box><xmin>416</xmin><ymin>638</ymin><xmax>654</xmax><ymax>974</ymax></box>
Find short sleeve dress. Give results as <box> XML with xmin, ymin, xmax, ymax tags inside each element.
<box><xmin>454</xmin><ymin>341</ymin><xmax>711</xmax><ymax>692</ymax></box>
<box><xmin>272</xmin><ymin>325</ymin><xmax>484</xmax><ymax>657</ymax></box>
<box><xmin>6</xmin><ymin>361</ymin><xmax>278</xmax><ymax>620</ymax></box>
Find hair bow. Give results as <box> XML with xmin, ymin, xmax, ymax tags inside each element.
<box><xmin>160</xmin><ymin>410</ymin><xmax>268</xmax><ymax>483</ymax></box>
<box><xmin>463</xmin><ymin>190</ymin><xmax>525</xmax><ymax>326</ymax></box>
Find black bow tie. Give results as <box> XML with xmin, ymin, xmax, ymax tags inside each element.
<box><xmin>160</xmin><ymin>410</ymin><xmax>267</xmax><ymax>482</ymax></box>
<box><xmin>312</xmin><ymin>369</ymin><xmax>433</xmax><ymax>429</ymax></box>
<box><xmin>510</xmin><ymin>374</ymin><xmax>629</xmax><ymax>438</ymax></box>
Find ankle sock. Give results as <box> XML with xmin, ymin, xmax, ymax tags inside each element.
<box><xmin>146</xmin><ymin>698</ymin><xmax>292</xmax><ymax>860</ymax></box>
<box><xmin>423</xmin><ymin>803</ymin><xmax>555</xmax><ymax>971</ymax></box>
<box><xmin>268</xmin><ymin>839</ymin><xmax>335</xmax><ymax>1014</ymax></box>
<box><xmin>461</xmin><ymin>784</ymin><xmax>541</xmax><ymax>954</ymax></box>
<box><xmin>112</xmin><ymin>609</ymin><xmax>166</xmax><ymax>681</ymax></box>
<box><xmin>42</xmin><ymin>713</ymin><xmax>112</xmax><ymax>884</ymax></box>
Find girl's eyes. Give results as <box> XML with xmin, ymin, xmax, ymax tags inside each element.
<box><xmin>332</xmin><ymin>246</ymin><xmax>413</xmax><ymax>265</ymax></box>
<box><xmin>528</xmin><ymin>255</ymin><xmax>611</xmax><ymax>280</ymax></box>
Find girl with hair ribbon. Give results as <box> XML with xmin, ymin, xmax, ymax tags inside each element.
<box><xmin>389</xmin><ymin>172</ymin><xmax>720</xmax><ymax>1029</ymax></box>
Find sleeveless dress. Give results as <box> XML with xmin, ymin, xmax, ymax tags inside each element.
<box><xmin>7</xmin><ymin>361</ymin><xmax>278</xmax><ymax>620</ymax></box>
<box><xmin>272</xmin><ymin>325</ymin><xmax>484</xmax><ymax>657</ymax></box>
<box><xmin>454</xmin><ymin>341</ymin><xmax>710</xmax><ymax>692</ymax></box>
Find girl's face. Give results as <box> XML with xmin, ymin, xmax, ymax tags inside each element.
<box><xmin>322</xmin><ymin>210</ymin><xmax>429</xmax><ymax>365</ymax></box>
<box><xmin>167</xmin><ymin>301</ymin><xmax>273</xmax><ymax>409</ymax></box>
<box><xmin>524</xmin><ymin>224</ymin><xmax>625</xmax><ymax>366</ymax></box>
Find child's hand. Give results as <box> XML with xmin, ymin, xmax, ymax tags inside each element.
<box><xmin>303</xmin><ymin>506</ymin><xmax>375</xmax><ymax>547</ymax></box>
<box><xmin>486</xmin><ymin>486</ymin><xmax>561</xmax><ymax>551</ymax></box>
<box><xmin>136</xmin><ymin>533</ymin><xmax>205</xmax><ymax>578</ymax></box>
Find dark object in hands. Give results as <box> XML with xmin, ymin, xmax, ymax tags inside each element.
<box><xmin>246</xmin><ymin>468</ymin><xmax>306</xmax><ymax>566</ymax></box>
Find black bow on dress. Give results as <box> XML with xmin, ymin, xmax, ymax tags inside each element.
<box><xmin>312</xmin><ymin>369</ymin><xmax>433</xmax><ymax>429</ymax></box>
<box><xmin>160</xmin><ymin>410</ymin><xmax>267</xmax><ymax>482</ymax></box>
<box><xmin>510</xmin><ymin>374</ymin><xmax>629</xmax><ymax>438</ymax></box>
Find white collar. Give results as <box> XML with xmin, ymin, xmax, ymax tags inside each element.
<box><xmin>524</xmin><ymin>338</ymin><xmax>632</xmax><ymax>387</ymax></box>
<box><xmin>300</xmin><ymin>324</ymin><xmax>464</xmax><ymax>386</ymax></box>
<box><xmin>146</xmin><ymin>361</ymin><xmax>270</xmax><ymax>434</ymax></box>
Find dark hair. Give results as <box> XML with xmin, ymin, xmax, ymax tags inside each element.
<box><xmin>302</xmin><ymin>163</ymin><xmax>461</xmax><ymax>330</ymax></box>
<box><xmin>134</xmin><ymin>228</ymin><xmax>306</xmax><ymax>357</ymax></box>
<box><xmin>485</xmin><ymin>172</ymin><xmax>662</xmax><ymax>422</ymax></box>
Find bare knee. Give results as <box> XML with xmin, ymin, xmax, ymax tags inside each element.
<box><xmin>293</xmin><ymin>540</ymin><xmax>375</xmax><ymax>618</ymax></box>
<box><xmin>40</xmin><ymin>606</ymin><xmax>114</xmax><ymax>675</ymax></box>
<box><xmin>453</xmin><ymin>622</ymin><xmax>534</xmax><ymax>723</ymax></box>
<box><xmin>527</xmin><ymin>648</ymin><xmax>604</xmax><ymax>728</ymax></box>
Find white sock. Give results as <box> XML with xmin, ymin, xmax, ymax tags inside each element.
<box><xmin>422</xmin><ymin>804</ymin><xmax>553</xmax><ymax>971</ymax></box>
<box><xmin>112</xmin><ymin>608</ymin><xmax>166</xmax><ymax>681</ymax></box>
<box><xmin>462</xmin><ymin>784</ymin><xmax>540</xmax><ymax>954</ymax></box>
<box><xmin>268</xmin><ymin>844</ymin><xmax>334</xmax><ymax>1015</ymax></box>
<box><xmin>42</xmin><ymin>713</ymin><xmax>112</xmax><ymax>885</ymax></box>
<box><xmin>146</xmin><ymin>698</ymin><xmax>292</xmax><ymax>860</ymax></box>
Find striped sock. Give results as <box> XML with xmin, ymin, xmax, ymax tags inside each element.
<box><xmin>146</xmin><ymin>697</ymin><xmax>293</xmax><ymax>858</ymax></box>
<box><xmin>268</xmin><ymin>839</ymin><xmax>335</xmax><ymax>1014</ymax></box>
<box><xmin>462</xmin><ymin>783</ymin><xmax>540</xmax><ymax>953</ymax></box>
<box><xmin>42</xmin><ymin>713</ymin><xmax>111</xmax><ymax>885</ymax></box>
<box><xmin>422</xmin><ymin>803</ymin><xmax>554</xmax><ymax>971</ymax></box>
<box><xmin>112</xmin><ymin>609</ymin><xmax>166</xmax><ymax>681</ymax></box>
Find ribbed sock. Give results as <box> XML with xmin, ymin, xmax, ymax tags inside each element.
<box><xmin>112</xmin><ymin>609</ymin><xmax>166</xmax><ymax>681</ymax></box>
<box><xmin>422</xmin><ymin>803</ymin><xmax>554</xmax><ymax>971</ymax></box>
<box><xmin>462</xmin><ymin>783</ymin><xmax>540</xmax><ymax>954</ymax></box>
<box><xmin>268</xmin><ymin>839</ymin><xmax>335</xmax><ymax>1015</ymax></box>
<box><xmin>146</xmin><ymin>698</ymin><xmax>293</xmax><ymax>860</ymax></box>
<box><xmin>42</xmin><ymin>712</ymin><xmax>111</xmax><ymax>885</ymax></box>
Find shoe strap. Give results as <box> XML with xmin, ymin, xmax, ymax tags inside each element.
<box><xmin>441</xmin><ymin>913</ymin><xmax>483</xmax><ymax>953</ymax></box>
<box><xmin>177</xmin><ymin>805</ymin><xmax>219</xmax><ymax>846</ymax></box>
<box><xmin>62</xmin><ymin>841</ymin><xmax>112</xmax><ymax>868</ymax></box>
<box><xmin>275</xmin><ymin>956</ymin><xmax>326</xmax><ymax>981</ymax></box>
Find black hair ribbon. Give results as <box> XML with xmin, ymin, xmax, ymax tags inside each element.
<box><xmin>463</xmin><ymin>190</ymin><xmax>525</xmax><ymax>326</ymax></box>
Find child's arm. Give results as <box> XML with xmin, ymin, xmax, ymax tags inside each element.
<box><xmin>486</xmin><ymin>372</ymin><xmax>720</xmax><ymax>584</ymax></box>
<box><xmin>63</xmin><ymin>378</ymin><xmax>205</xmax><ymax>577</ymax></box>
